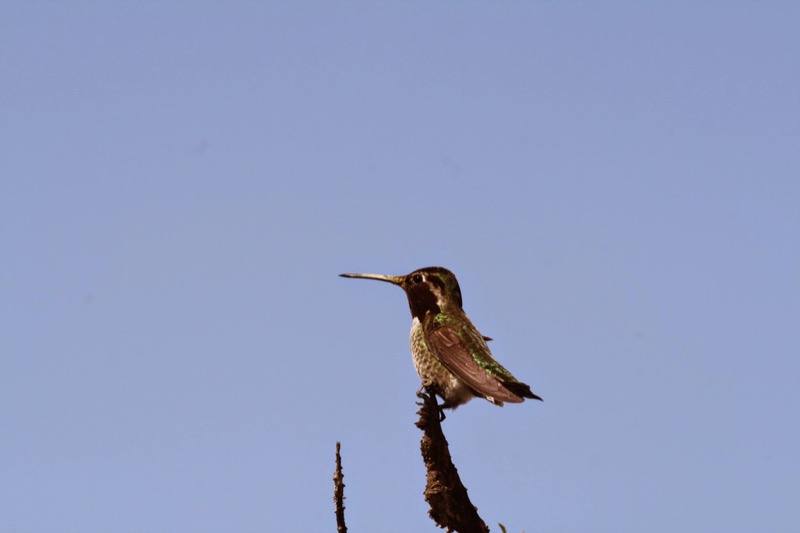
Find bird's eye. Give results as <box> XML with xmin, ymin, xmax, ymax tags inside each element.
<box><xmin>412</xmin><ymin>274</ymin><xmax>423</xmax><ymax>283</ymax></box>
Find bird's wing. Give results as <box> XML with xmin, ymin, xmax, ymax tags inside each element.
<box><xmin>426</xmin><ymin>326</ymin><xmax>524</xmax><ymax>405</ymax></box>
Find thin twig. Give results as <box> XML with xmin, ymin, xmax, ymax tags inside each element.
<box><xmin>333</xmin><ymin>441</ymin><xmax>348</xmax><ymax>533</ymax></box>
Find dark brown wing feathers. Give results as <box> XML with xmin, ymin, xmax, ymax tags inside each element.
<box><xmin>427</xmin><ymin>326</ymin><xmax>525</xmax><ymax>405</ymax></box>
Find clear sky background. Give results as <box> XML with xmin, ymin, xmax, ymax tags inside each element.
<box><xmin>2</xmin><ymin>3</ymin><xmax>799</xmax><ymax>532</ymax></box>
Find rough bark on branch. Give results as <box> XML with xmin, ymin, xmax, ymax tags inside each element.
<box><xmin>415</xmin><ymin>390</ymin><xmax>490</xmax><ymax>533</ymax></box>
<box><xmin>333</xmin><ymin>441</ymin><xmax>347</xmax><ymax>533</ymax></box>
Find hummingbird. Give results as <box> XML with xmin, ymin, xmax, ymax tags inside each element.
<box><xmin>340</xmin><ymin>266</ymin><xmax>542</xmax><ymax>410</ymax></box>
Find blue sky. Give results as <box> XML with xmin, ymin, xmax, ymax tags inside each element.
<box><xmin>2</xmin><ymin>3</ymin><xmax>799</xmax><ymax>532</ymax></box>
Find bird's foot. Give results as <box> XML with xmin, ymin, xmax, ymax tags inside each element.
<box><xmin>428</xmin><ymin>388</ymin><xmax>447</xmax><ymax>421</ymax></box>
<box><xmin>415</xmin><ymin>386</ymin><xmax>446</xmax><ymax>421</ymax></box>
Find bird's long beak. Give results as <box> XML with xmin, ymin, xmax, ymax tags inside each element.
<box><xmin>339</xmin><ymin>272</ymin><xmax>404</xmax><ymax>286</ymax></box>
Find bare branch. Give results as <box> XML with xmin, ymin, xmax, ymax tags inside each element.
<box><xmin>333</xmin><ymin>441</ymin><xmax>347</xmax><ymax>533</ymax></box>
<box><xmin>415</xmin><ymin>390</ymin><xmax>490</xmax><ymax>533</ymax></box>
